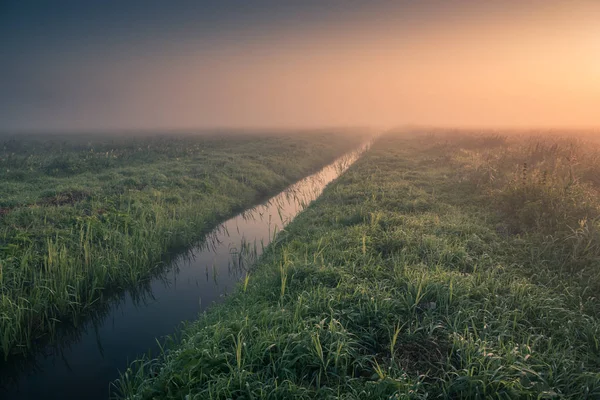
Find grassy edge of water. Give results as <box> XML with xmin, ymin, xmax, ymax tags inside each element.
<box><xmin>114</xmin><ymin>132</ymin><xmax>600</xmax><ymax>399</ymax></box>
<box><xmin>0</xmin><ymin>132</ymin><xmax>368</xmax><ymax>361</ymax></box>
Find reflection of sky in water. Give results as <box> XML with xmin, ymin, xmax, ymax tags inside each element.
<box><xmin>2</xmin><ymin>143</ymin><xmax>369</xmax><ymax>400</ymax></box>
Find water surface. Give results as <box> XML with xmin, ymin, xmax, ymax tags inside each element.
<box><xmin>1</xmin><ymin>144</ymin><xmax>368</xmax><ymax>400</ymax></box>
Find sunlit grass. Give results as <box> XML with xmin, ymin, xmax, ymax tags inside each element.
<box><xmin>114</xmin><ymin>130</ymin><xmax>600</xmax><ymax>399</ymax></box>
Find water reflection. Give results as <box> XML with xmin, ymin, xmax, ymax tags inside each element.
<box><xmin>0</xmin><ymin>142</ymin><xmax>370</xmax><ymax>400</ymax></box>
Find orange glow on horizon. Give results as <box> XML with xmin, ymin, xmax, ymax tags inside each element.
<box><xmin>23</xmin><ymin>1</ymin><xmax>600</xmax><ymax>130</ymax></box>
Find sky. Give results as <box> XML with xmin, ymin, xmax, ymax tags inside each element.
<box><xmin>1</xmin><ymin>0</ymin><xmax>599</xmax><ymax>131</ymax></box>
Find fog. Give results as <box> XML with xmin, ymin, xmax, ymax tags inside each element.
<box><xmin>1</xmin><ymin>1</ymin><xmax>599</xmax><ymax>132</ymax></box>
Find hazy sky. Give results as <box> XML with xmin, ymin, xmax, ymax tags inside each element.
<box><xmin>1</xmin><ymin>0</ymin><xmax>599</xmax><ymax>131</ymax></box>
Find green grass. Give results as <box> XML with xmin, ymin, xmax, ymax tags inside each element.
<box><xmin>114</xmin><ymin>131</ymin><xmax>600</xmax><ymax>399</ymax></box>
<box><xmin>0</xmin><ymin>129</ymin><xmax>367</xmax><ymax>360</ymax></box>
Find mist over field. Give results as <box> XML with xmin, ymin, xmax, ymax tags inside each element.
<box><xmin>1</xmin><ymin>0</ymin><xmax>599</xmax><ymax>132</ymax></box>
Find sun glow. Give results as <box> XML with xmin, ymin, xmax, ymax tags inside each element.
<box><xmin>1</xmin><ymin>0</ymin><xmax>599</xmax><ymax>130</ymax></box>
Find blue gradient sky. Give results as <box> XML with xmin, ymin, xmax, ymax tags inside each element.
<box><xmin>1</xmin><ymin>1</ymin><xmax>599</xmax><ymax>131</ymax></box>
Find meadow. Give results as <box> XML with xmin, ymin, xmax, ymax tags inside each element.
<box><xmin>0</xmin><ymin>130</ymin><xmax>367</xmax><ymax>360</ymax></box>
<box><xmin>115</xmin><ymin>130</ymin><xmax>600</xmax><ymax>399</ymax></box>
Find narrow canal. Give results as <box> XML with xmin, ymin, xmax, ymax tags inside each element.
<box><xmin>1</xmin><ymin>143</ymin><xmax>369</xmax><ymax>400</ymax></box>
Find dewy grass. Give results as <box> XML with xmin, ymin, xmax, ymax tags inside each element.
<box><xmin>0</xmin><ymin>129</ymin><xmax>367</xmax><ymax>360</ymax></box>
<box><xmin>115</xmin><ymin>130</ymin><xmax>600</xmax><ymax>399</ymax></box>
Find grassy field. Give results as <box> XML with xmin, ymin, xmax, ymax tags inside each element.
<box><xmin>115</xmin><ymin>131</ymin><xmax>600</xmax><ymax>399</ymax></box>
<box><xmin>0</xmin><ymin>130</ymin><xmax>367</xmax><ymax>360</ymax></box>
